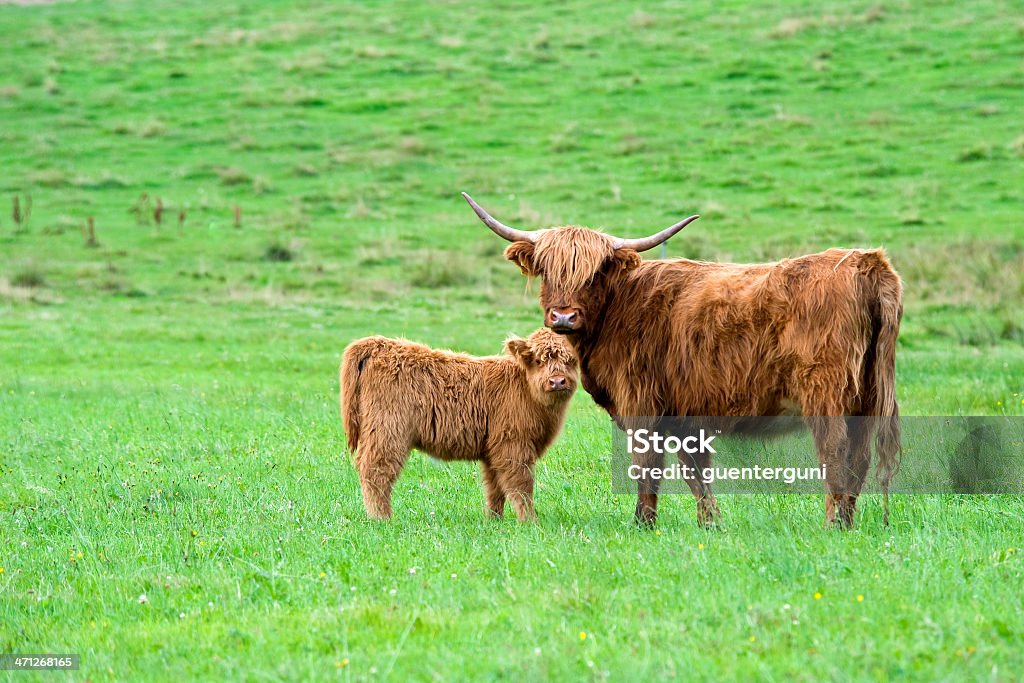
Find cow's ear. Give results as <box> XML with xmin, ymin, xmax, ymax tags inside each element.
<box><xmin>505</xmin><ymin>242</ymin><xmax>537</xmax><ymax>276</ymax></box>
<box><xmin>612</xmin><ymin>248</ymin><xmax>642</xmax><ymax>272</ymax></box>
<box><xmin>504</xmin><ymin>338</ymin><xmax>532</xmax><ymax>363</ymax></box>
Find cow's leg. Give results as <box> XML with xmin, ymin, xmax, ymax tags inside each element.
<box><xmin>356</xmin><ymin>437</ymin><xmax>409</xmax><ymax>520</ymax></box>
<box><xmin>633</xmin><ymin>449</ymin><xmax>664</xmax><ymax>528</ymax></box>
<box><xmin>806</xmin><ymin>415</ymin><xmax>852</xmax><ymax>527</ymax></box>
<box><xmin>679</xmin><ymin>449</ymin><xmax>720</xmax><ymax>528</ymax></box>
<box><xmin>480</xmin><ymin>460</ymin><xmax>506</xmax><ymax>518</ymax></box>
<box><xmin>840</xmin><ymin>417</ymin><xmax>874</xmax><ymax>526</ymax></box>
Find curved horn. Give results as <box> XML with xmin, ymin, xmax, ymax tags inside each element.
<box><xmin>612</xmin><ymin>214</ymin><xmax>701</xmax><ymax>252</ymax></box>
<box><xmin>461</xmin><ymin>192</ymin><xmax>540</xmax><ymax>243</ymax></box>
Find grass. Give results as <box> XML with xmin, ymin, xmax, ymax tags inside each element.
<box><xmin>0</xmin><ymin>0</ymin><xmax>1023</xmax><ymax>680</ymax></box>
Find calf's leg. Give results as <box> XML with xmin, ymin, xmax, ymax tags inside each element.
<box><xmin>356</xmin><ymin>436</ymin><xmax>409</xmax><ymax>520</ymax></box>
<box><xmin>489</xmin><ymin>446</ymin><xmax>537</xmax><ymax>521</ymax></box>
<box><xmin>480</xmin><ymin>460</ymin><xmax>506</xmax><ymax>518</ymax></box>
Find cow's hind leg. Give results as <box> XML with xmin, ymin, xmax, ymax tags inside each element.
<box><xmin>840</xmin><ymin>417</ymin><xmax>874</xmax><ymax>526</ymax></box>
<box><xmin>807</xmin><ymin>416</ymin><xmax>852</xmax><ymax>527</ymax></box>
<box><xmin>356</xmin><ymin>437</ymin><xmax>409</xmax><ymax>520</ymax></box>
<box><xmin>481</xmin><ymin>460</ymin><xmax>506</xmax><ymax>518</ymax></box>
<box><xmin>679</xmin><ymin>449</ymin><xmax>720</xmax><ymax>529</ymax></box>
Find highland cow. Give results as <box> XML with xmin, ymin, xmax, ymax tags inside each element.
<box><xmin>463</xmin><ymin>192</ymin><xmax>903</xmax><ymax>528</ymax></box>
<box><xmin>340</xmin><ymin>329</ymin><xmax>578</xmax><ymax>520</ymax></box>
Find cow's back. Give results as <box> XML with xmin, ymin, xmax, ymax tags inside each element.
<box><xmin>579</xmin><ymin>249</ymin><xmax>896</xmax><ymax>419</ymax></box>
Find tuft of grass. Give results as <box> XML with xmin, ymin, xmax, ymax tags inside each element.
<box><xmin>408</xmin><ymin>250</ymin><xmax>473</xmax><ymax>288</ymax></box>
<box><xmin>957</xmin><ymin>144</ymin><xmax>993</xmax><ymax>162</ymax></box>
<box><xmin>11</xmin><ymin>266</ymin><xmax>45</xmax><ymax>288</ymax></box>
<box><xmin>216</xmin><ymin>166</ymin><xmax>252</xmax><ymax>186</ymax></box>
<box><xmin>263</xmin><ymin>243</ymin><xmax>294</xmax><ymax>262</ymax></box>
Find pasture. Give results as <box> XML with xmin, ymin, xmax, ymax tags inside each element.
<box><xmin>1</xmin><ymin>0</ymin><xmax>1023</xmax><ymax>680</ymax></box>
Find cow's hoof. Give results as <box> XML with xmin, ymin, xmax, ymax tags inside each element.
<box><xmin>634</xmin><ymin>505</ymin><xmax>658</xmax><ymax>529</ymax></box>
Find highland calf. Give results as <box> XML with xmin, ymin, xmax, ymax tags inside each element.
<box><xmin>340</xmin><ymin>329</ymin><xmax>578</xmax><ymax>520</ymax></box>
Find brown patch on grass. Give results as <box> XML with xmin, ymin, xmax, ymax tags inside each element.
<box><xmin>865</xmin><ymin>111</ymin><xmax>897</xmax><ymax>127</ymax></box>
<box><xmin>768</xmin><ymin>6</ymin><xmax>885</xmax><ymax>39</ymax></box>
<box><xmin>29</xmin><ymin>169</ymin><xmax>68</xmax><ymax>187</ymax></box>
<box><xmin>221</xmin><ymin>283</ymin><xmax>314</xmax><ymax>307</ymax></box>
<box><xmin>216</xmin><ymin>166</ymin><xmax>251</xmax><ymax>186</ymax></box>
<box><xmin>772</xmin><ymin>105</ymin><xmax>812</xmax><ymax>127</ymax></box>
<box><xmin>0</xmin><ymin>277</ymin><xmax>60</xmax><ymax>304</ymax></box>
<box><xmin>407</xmin><ymin>250</ymin><xmax>474</xmax><ymax>289</ymax></box>
<box><xmin>615</xmin><ymin>134</ymin><xmax>647</xmax><ymax>156</ymax></box>
<box><xmin>438</xmin><ymin>35</ymin><xmax>463</xmax><ymax>49</ymax></box>
<box><xmin>957</xmin><ymin>144</ymin><xmax>993</xmax><ymax>162</ymax></box>
<box><xmin>900</xmin><ymin>239</ymin><xmax>1024</xmax><ymax>309</ymax></box>
<box><xmin>630</xmin><ymin>11</ymin><xmax>656</xmax><ymax>28</ymax></box>
<box><xmin>281</xmin><ymin>51</ymin><xmax>327</xmax><ymax>74</ymax></box>
<box><xmin>1008</xmin><ymin>135</ymin><xmax>1024</xmax><ymax>156</ymax></box>
<box><xmin>398</xmin><ymin>136</ymin><xmax>427</xmax><ymax>156</ymax></box>
<box><xmin>11</xmin><ymin>266</ymin><xmax>45</xmax><ymax>288</ymax></box>
<box><xmin>355</xmin><ymin>45</ymin><xmax>391</xmax><ymax>59</ymax></box>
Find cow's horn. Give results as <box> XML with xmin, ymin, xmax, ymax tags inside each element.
<box><xmin>462</xmin><ymin>192</ymin><xmax>540</xmax><ymax>243</ymax></box>
<box><xmin>612</xmin><ymin>215</ymin><xmax>701</xmax><ymax>252</ymax></box>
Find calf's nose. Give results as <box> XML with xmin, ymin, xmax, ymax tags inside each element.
<box><xmin>548</xmin><ymin>376</ymin><xmax>568</xmax><ymax>391</ymax></box>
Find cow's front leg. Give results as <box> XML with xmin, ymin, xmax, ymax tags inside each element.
<box><xmin>480</xmin><ymin>460</ymin><xmax>506</xmax><ymax>518</ymax></box>
<box><xmin>633</xmin><ymin>448</ymin><xmax>664</xmax><ymax>528</ymax></box>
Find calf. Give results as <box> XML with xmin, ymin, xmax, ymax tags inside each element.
<box><xmin>340</xmin><ymin>329</ymin><xmax>578</xmax><ymax>520</ymax></box>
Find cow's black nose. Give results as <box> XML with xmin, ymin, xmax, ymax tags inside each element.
<box><xmin>548</xmin><ymin>309</ymin><xmax>579</xmax><ymax>331</ymax></box>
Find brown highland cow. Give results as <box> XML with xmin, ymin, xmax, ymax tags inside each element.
<box><xmin>463</xmin><ymin>192</ymin><xmax>903</xmax><ymax>528</ymax></box>
<box><xmin>340</xmin><ymin>329</ymin><xmax>578</xmax><ymax>520</ymax></box>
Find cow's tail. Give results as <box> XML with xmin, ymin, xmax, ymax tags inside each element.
<box><xmin>340</xmin><ymin>338</ymin><xmax>377</xmax><ymax>457</ymax></box>
<box><xmin>865</xmin><ymin>252</ymin><xmax>903</xmax><ymax>525</ymax></box>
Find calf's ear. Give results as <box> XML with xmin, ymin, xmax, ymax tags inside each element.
<box><xmin>612</xmin><ymin>247</ymin><xmax>642</xmax><ymax>273</ymax></box>
<box><xmin>504</xmin><ymin>338</ymin><xmax>532</xmax><ymax>362</ymax></box>
<box><xmin>505</xmin><ymin>242</ymin><xmax>537</xmax><ymax>276</ymax></box>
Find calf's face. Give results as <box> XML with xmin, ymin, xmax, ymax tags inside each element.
<box><xmin>505</xmin><ymin>330</ymin><xmax>578</xmax><ymax>405</ymax></box>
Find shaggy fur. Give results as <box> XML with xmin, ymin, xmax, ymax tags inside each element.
<box><xmin>504</xmin><ymin>229</ymin><xmax>903</xmax><ymax>528</ymax></box>
<box><xmin>340</xmin><ymin>329</ymin><xmax>577</xmax><ymax>520</ymax></box>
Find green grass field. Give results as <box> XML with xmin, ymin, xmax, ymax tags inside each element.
<box><xmin>1</xmin><ymin>0</ymin><xmax>1023</xmax><ymax>680</ymax></box>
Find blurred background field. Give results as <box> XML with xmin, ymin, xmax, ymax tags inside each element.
<box><xmin>1</xmin><ymin>1</ymin><xmax>1022</xmax><ymax>680</ymax></box>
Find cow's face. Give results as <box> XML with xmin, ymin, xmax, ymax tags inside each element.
<box><xmin>462</xmin><ymin>192</ymin><xmax>698</xmax><ymax>338</ymax></box>
<box><xmin>505</xmin><ymin>329</ymin><xmax>578</xmax><ymax>404</ymax></box>
<box><xmin>505</xmin><ymin>228</ymin><xmax>641</xmax><ymax>336</ymax></box>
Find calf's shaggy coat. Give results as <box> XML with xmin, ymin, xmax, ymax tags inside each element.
<box><xmin>340</xmin><ymin>329</ymin><xmax>577</xmax><ymax>520</ymax></box>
